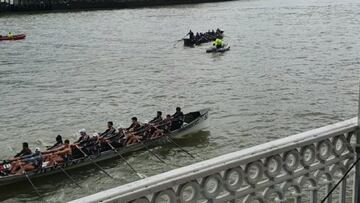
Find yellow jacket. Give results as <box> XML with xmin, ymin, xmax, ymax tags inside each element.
<box><xmin>213</xmin><ymin>38</ymin><xmax>223</xmax><ymax>46</ymax></box>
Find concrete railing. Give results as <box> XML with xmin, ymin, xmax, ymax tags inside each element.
<box><xmin>69</xmin><ymin>117</ymin><xmax>359</xmax><ymax>203</ymax></box>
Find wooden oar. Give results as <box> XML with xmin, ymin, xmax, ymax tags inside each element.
<box><xmin>53</xmin><ymin>160</ymin><xmax>82</xmax><ymax>188</ymax></box>
<box><xmin>173</xmin><ymin>33</ymin><xmax>190</xmax><ymax>47</ymax></box>
<box><xmin>166</xmin><ymin>135</ymin><xmax>195</xmax><ymax>159</ymax></box>
<box><xmin>133</xmin><ymin>136</ymin><xmax>166</xmax><ymax>164</ymax></box>
<box><xmin>75</xmin><ymin>145</ymin><xmax>114</xmax><ymax>179</ymax></box>
<box><xmin>106</xmin><ymin>141</ymin><xmax>146</xmax><ymax>179</ymax></box>
<box><xmin>24</xmin><ymin>171</ymin><xmax>41</xmax><ymax>197</ymax></box>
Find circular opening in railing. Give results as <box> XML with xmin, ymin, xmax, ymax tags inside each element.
<box><xmin>201</xmin><ymin>174</ymin><xmax>223</xmax><ymax>199</ymax></box>
<box><xmin>153</xmin><ymin>189</ymin><xmax>176</xmax><ymax>203</ymax></box>
<box><xmin>317</xmin><ymin>140</ymin><xmax>332</xmax><ymax>160</ymax></box>
<box><xmin>268</xmin><ymin>158</ymin><xmax>278</xmax><ymax>173</ymax></box>
<box><xmin>182</xmin><ymin>186</ymin><xmax>195</xmax><ymax>201</ymax></box>
<box><xmin>157</xmin><ymin>194</ymin><xmax>170</xmax><ymax>203</ymax></box>
<box><xmin>178</xmin><ymin>182</ymin><xmax>200</xmax><ymax>203</ymax></box>
<box><xmin>225</xmin><ymin>168</ymin><xmax>243</xmax><ymax>191</ymax></box>
<box><xmin>333</xmin><ymin>135</ymin><xmax>346</xmax><ymax>156</ymax></box>
<box><xmin>156</xmin><ymin>194</ymin><xmax>171</xmax><ymax>203</ymax></box>
<box><xmin>320</xmin><ymin>144</ymin><xmax>328</xmax><ymax>156</ymax></box>
<box><xmin>228</xmin><ymin>171</ymin><xmax>239</xmax><ymax>186</ymax></box>
<box><xmin>265</xmin><ymin>155</ymin><xmax>282</xmax><ymax>178</ymax></box>
<box><xmin>303</xmin><ymin>149</ymin><xmax>312</xmax><ymax>162</ymax></box>
<box><xmin>245</xmin><ymin>161</ymin><xmax>264</xmax><ymax>185</ymax></box>
<box><xmin>286</xmin><ymin>154</ymin><xmax>296</xmax><ymax>166</ymax></box>
<box><xmin>335</xmin><ymin>139</ymin><xmax>343</xmax><ymax>151</ymax></box>
<box><xmin>248</xmin><ymin>165</ymin><xmax>260</xmax><ymax>179</ymax></box>
<box><xmin>205</xmin><ymin>177</ymin><xmax>219</xmax><ymax>193</ymax></box>
<box><xmin>300</xmin><ymin>145</ymin><xmax>316</xmax><ymax>167</ymax></box>
<box><xmin>284</xmin><ymin>150</ymin><xmax>299</xmax><ymax>172</ymax></box>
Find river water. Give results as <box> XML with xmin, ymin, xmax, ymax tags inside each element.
<box><xmin>0</xmin><ymin>0</ymin><xmax>359</xmax><ymax>201</ymax></box>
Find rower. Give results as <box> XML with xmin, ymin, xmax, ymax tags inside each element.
<box><xmin>151</xmin><ymin>114</ymin><xmax>172</xmax><ymax>139</ymax></box>
<box><xmin>125</xmin><ymin>117</ymin><xmax>143</xmax><ymax>145</ymax></box>
<box><xmin>10</xmin><ymin>148</ymin><xmax>43</xmax><ymax>174</ymax></box>
<box><xmin>98</xmin><ymin>121</ymin><xmax>121</xmax><ymax>150</ymax></box>
<box><xmin>126</xmin><ymin>117</ymin><xmax>141</xmax><ymax>132</ymax></box>
<box><xmin>45</xmin><ymin>139</ymin><xmax>72</xmax><ymax>166</ymax></box>
<box><xmin>100</xmin><ymin>121</ymin><xmax>116</xmax><ymax>137</ymax></box>
<box><xmin>75</xmin><ymin>129</ymin><xmax>90</xmax><ymax>146</ymax></box>
<box><xmin>14</xmin><ymin>142</ymin><xmax>32</xmax><ymax>158</ymax></box>
<box><xmin>171</xmin><ymin>107</ymin><xmax>184</xmax><ymax>131</ymax></box>
<box><xmin>47</xmin><ymin>135</ymin><xmax>63</xmax><ymax>150</ymax></box>
<box><xmin>188</xmin><ymin>30</ymin><xmax>194</xmax><ymax>41</ymax></box>
<box><xmin>213</xmin><ymin>38</ymin><xmax>224</xmax><ymax>48</ymax></box>
<box><xmin>7</xmin><ymin>32</ymin><xmax>13</xmax><ymax>38</ymax></box>
<box><xmin>81</xmin><ymin>133</ymin><xmax>101</xmax><ymax>155</ymax></box>
<box><xmin>149</xmin><ymin>111</ymin><xmax>162</xmax><ymax>124</ymax></box>
<box><xmin>195</xmin><ymin>32</ymin><xmax>200</xmax><ymax>40</ymax></box>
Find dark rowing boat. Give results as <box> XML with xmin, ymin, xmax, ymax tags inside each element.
<box><xmin>183</xmin><ymin>30</ymin><xmax>224</xmax><ymax>47</ymax></box>
<box><xmin>0</xmin><ymin>34</ymin><xmax>26</xmax><ymax>41</ymax></box>
<box><xmin>0</xmin><ymin>108</ymin><xmax>210</xmax><ymax>187</ymax></box>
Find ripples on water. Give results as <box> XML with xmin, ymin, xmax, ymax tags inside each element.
<box><xmin>0</xmin><ymin>0</ymin><xmax>359</xmax><ymax>201</ymax></box>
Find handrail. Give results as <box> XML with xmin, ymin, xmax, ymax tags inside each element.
<box><xmin>70</xmin><ymin>117</ymin><xmax>358</xmax><ymax>203</ymax></box>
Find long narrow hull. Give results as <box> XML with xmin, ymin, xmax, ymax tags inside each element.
<box><xmin>0</xmin><ymin>108</ymin><xmax>210</xmax><ymax>186</ymax></box>
<box><xmin>0</xmin><ymin>34</ymin><xmax>26</xmax><ymax>41</ymax></box>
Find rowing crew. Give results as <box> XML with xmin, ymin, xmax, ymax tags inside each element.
<box><xmin>188</xmin><ymin>29</ymin><xmax>223</xmax><ymax>43</ymax></box>
<box><xmin>1</xmin><ymin>107</ymin><xmax>185</xmax><ymax>175</ymax></box>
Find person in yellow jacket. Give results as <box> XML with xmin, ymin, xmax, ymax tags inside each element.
<box><xmin>7</xmin><ymin>32</ymin><xmax>13</xmax><ymax>38</ymax></box>
<box><xmin>213</xmin><ymin>38</ymin><xmax>223</xmax><ymax>48</ymax></box>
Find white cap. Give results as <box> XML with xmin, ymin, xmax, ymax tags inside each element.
<box><xmin>35</xmin><ymin>147</ymin><xmax>40</xmax><ymax>151</ymax></box>
<box><xmin>79</xmin><ymin>129</ymin><xmax>86</xmax><ymax>133</ymax></box>
<box><xmin>92</xmin><ymin>133</ymin><xmax>99</xmax><ymax>137</ymax></box>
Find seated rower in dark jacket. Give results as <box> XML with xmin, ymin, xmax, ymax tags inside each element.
<box><xmin>14</xmin><ymin>142</ymin><xmax>32</xmax><ymax>158</ymax></box>
<box><xmin>149</xmin><ymin>111</ymin><xmax>163</xmax><ymax>124</ymax></box>
<box><xmin>171</xmin><ymin>107</ymin><xmax>184</xmax><ymax>131</ymax></box>
<box><xmin>126</xmin><ymin>117</ymin><xmax>141</xmax><ymax>132</ymax></box>
<box><xmin>125</xmin><ymin>117</ymin><xmax>143</xmax><ymax>145</ymax></box>
<box><xmin>100</xmin><ymin>121</ymin><xmax>116</xmax><ymax>137</ymax></box>
<box><xmin>47</xmin><ymin>135</ymin><xmax>63</xmax><ymax>150</ymax></box>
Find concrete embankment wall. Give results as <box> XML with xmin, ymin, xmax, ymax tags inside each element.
<box><xmin>0</xmin><ymin>0</ymin><xmax>232</xmax><ymax>12</ymax></box>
